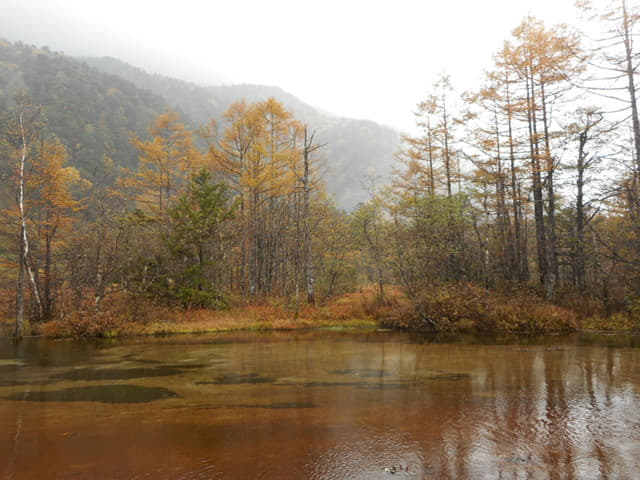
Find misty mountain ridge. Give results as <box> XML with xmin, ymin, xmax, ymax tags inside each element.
<box><xmin>0</xmin><ymin>39</ymin><xmax>170</xmax><ymax>176</ymax></box>
<box><xmin>81</xmin><ymin>56</ymin><xmax>400</xmax><ymax>208</ymax></box>
<box><xmin>0</xmin><ymin>40</ymin><xmax>399</xmax><ymax>208</ymax></box>
<box><xmin>79</xmin><ymin>56</ymin><xmax>360</xmax><ymax>125</ymax></box>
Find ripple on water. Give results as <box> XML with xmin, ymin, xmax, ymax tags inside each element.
<box><xmin>307</xmin><ymin>429</ymin><xmax>425</xmax><ymax>480</ymax></box>
<box><xmin>176</xmin><ymin>459</ymin><xmax>222</xmax><ymax>480</ymax></box>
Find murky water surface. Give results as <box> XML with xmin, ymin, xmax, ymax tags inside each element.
<box><xmin>1</xmin><ymin>331</ymin><xmax>639</xmax><ymax>479</ymax></box>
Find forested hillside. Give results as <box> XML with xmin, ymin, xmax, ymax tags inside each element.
<box><xmin>82</xmin><ymin>56</ymin><xmax>400</xmax><ymax>208</ymax></box>
<box><xmin>0</xmin><ymin>41</ymin><xmax>399</xmax><ymax>210</ymax></box>
<box><xmin>0</xmin><ymin>40</ymin><xmax>172</xmax><ymax>181</ymax></box>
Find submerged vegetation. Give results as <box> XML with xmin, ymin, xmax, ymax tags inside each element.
<box><xmin>3</xmin><ymin>2</ymin><xmax>640</xmax><ymax>338</ymax></box>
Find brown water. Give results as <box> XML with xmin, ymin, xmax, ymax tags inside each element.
<box><xmin>0</xmin><ymin>331</ymin><xmax>639</xmax><ymax>479</ymax></box>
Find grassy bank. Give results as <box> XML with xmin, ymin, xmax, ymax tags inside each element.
<box><xmin>0</xmin><ymin>289</ymin><xmax>382</xmax><ymax>339</ymax></box>
<box><xmin>1</xmin><ymin>284</ymin><xmax>638</xmax><ymax>339</ymax></box>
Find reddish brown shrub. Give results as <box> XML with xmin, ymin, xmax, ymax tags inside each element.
<box><xmin>381</xmin><ymin>283</ymin><xmax>577</xmax><ymax>333</ymax></box>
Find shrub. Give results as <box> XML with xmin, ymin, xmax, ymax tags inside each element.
<box><xmin>381</xmin><ymin>283</ymin><xmax>578</xmax><ymax>333</ymax></box>
<box><xmin>172</xmin><ymin>287</ymin><xmax>228</xmax><ymax>309</ymax></box>
<box><xmin>487</xmin><ymin>296</ymin><xmax>577</xmax><ymax>333</ymax></box>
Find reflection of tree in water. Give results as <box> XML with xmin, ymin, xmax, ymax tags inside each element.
<box><xmin>1</xmin><ymin>333</ymin><xmax>639</xmax><ymax>479</ymax></box>
<box><xmin>422</xmin><ymin>345</ymin><xmax>640</xmax><ymax>479</ymax></box>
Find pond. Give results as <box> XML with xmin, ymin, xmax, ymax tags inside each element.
<box><xmin>0</xmin><ymin>330</ymin><xmax>639</xmax><ymax>479</ymax></box>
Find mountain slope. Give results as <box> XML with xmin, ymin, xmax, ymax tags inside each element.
<box><xmin>0</xmin><ymin>40</ymin><xmax>175</xmax><ymax>180</ymax></box>
<box><xmin>81</xmin><ymin>56</ymin><xmax>400</xmax><ymax>208</ymax></box>
<box><xmin>0</xmin><ymin>41</ymin><xmax>398</xmax><ymax>209</ymax></box>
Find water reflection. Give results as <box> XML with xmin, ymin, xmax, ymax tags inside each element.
<box><xmin>0</xmin><ymin>332</ymin><xmax>639</xmax><ymax>479</ymax></box>
<box><xmin>330</xmin><ymin>368</ymin><xmax>390</xmax><ymax>377</ymax></box>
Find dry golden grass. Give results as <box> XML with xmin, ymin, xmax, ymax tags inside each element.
<box><xmin>29</xmin><ymin>288</ymin><xmax>382</xmax><ymax>338</ymax></box>
<box><xmin>1</xmin><ymin>284</ymin><xmax>637</xmax><ymax>339</ymax></box>
<box><xmin>581</xmin><ymin>312</ymin><xmax>638</xmax><ymax>331</ymax></box>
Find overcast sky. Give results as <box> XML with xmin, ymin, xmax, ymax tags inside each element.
<box><xmin>1</xmin><ymin>0</ymin><xmax>583</xmax><ymax>132</ymax></box>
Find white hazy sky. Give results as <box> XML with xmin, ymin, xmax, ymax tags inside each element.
<box><xmin>2</xmin><ymin>0</ymin><xmax>583</xmax><ymax>132</ymax></box>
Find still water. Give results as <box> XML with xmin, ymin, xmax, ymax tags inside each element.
<box><xmin>0</xmin><ymin>331</ymin><xmax>639</xmax><ymax>479</ymax></box>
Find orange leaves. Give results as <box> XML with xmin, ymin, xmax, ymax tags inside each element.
<box><xmin>510</xmin><ymin>16</ymin><xmax>584</xmax><ymax>86</ymax></box>
<box><xmin>214</xmin><ymin>98</ymin><xmax>304</xmax><ymax>198</ymax></box>
<box><xmin>130</xmin><ymin>109</ymin><xmax>202</xmax><ymax>217</ymax></box>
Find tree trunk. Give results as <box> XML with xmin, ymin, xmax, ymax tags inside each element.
<box><xmin>494</xmin><ymin>110</ymin><xmax>510</xmax><ymax>280</ymax></box>
<box><xmin>16</xmin><ymin>109</ymin><xmax>43</xmax><ymax>328</ymax></box>
<box><xmin>15</xmin><ymin>226</ymin><xmax>25</xmax><ymax>341</ymax></box>
<box><xmin>525</xmin><ymin>69</ymin><xmax>547</xmax><ymax>286</ymax></box>
<box><xmin>427</xmin><ymin>120</ymin><xmax>435</xmax><ymax>196</ymax></box>
<box><xmin>575</xmin><ymin>130</ymin><xmax>587</xmax><ymax>291</ymax></box>
<box><xmin>303</xmin><ymin>127</ymin><xmax>316</xmax><ymax>305</ymax></box>
<box><xmin>622</xmin><ymin>0</ymin><xmax>640</xmax><ymax>174</ymax></box>
<box><xmin>43</xmin><ymin>229</ymin><xmax>53</xmax><ymax>319</ymax></box>
<box><xmin>505</xmin><ymin>77</ymin><xmax>526</xmax><ymax>282</ymax></box>
<box><xmin>540</xmin><ymin>81</ymin><xmax>557</xmax><ymax>299</ymax></box>
<box><xmin>442</xmin><ymin>92</ymin><xmax>452</xmax><ymax>197</ymax></box>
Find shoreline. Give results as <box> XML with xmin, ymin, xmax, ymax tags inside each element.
<box><xmin>2</xmin><ymin>284</ymin><xmax>638</xmax><ymax>340</ymax></box>
<box><xmin>2</xmin><ymin>315</ymin><xmax>638</xmax><ymax>341</ymax></box>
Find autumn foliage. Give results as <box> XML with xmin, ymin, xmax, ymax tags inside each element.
<box><xmin>4</xmin><ymin>3</ymin><xmax>640</xmax><ymax>338</ymax></box>
<box><xmin>380</xmin><ymin>283</ymin><xmax>577</xmax><ymax>333</ymax></box>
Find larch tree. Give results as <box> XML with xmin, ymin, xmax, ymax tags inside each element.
<box><xmin>509</xmin><ymin>17</ymin><xmax>585</xmax><ymax>298</ymax></box>
<box><xmin>492</xmin><ymin>42</ymin><xmax>530</xmax><ymax>282</ymax></box>
<box><xmin>576</xmin><ymin>0</ymin><xmax>640</xmax><ymax>300</ymax></box>
<box><xmin>295</xmin><ymin>126</ymin><xmax>324</xmax><ymax>304</ymax></box>
<box><xmin>211</xmin><ymin>98</ymin><xmax>310</xmax><ymax>297</ymax></box>
<box><xmin>130</xmin><ymin>109</ymin><xmax>201</xmax><ymax>219</ymax></box>
<box><xmin>566</xmin><ymin>108</ymin><xmax>609</xmax><ymax>291</ymax></box>
<box><xmin>577</xmin><ymin>0</ymin><xmax>640</xmax><ymax>173</ymax></box>
<box><xmin>396</xmin><ymin>97</ymin><xmax>439</xmax><ymax>197</ymax></box>
<box><xmin>29</xmin><ymin>136</ymin><xmax>82</xmax><ymax>319</ymax></box>
<box><xmin>462</xmin><ymin>83</ymin><xmax>514</xmax><ymax>284</ymax></box>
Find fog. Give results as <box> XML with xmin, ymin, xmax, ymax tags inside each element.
<box><xmin>1</xmin><ymin>0</ymin><xmax>582</xmax><ymax>131</ymax></box>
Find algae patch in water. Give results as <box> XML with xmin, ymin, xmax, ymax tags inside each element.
<box><xmin>274</xmin><ymin>379</ymin><xmax>406</xmax><ymax>389</ymax></box>
<box><xmin>50</xmin><ymin>366</ymin><xmax>189</xmax><ymax>381</ymax></box>
<box><xmin>162</xmin><ymin>364</ymin><xmax>209</xmax><ymax>370</ymax></box>
<box><xmin>0</xmin><ymin>379</ymin><xmax>33</xmax><ymax>387</ymax></box>
<box><xmin>0</xmin><ymin>364</ymin><xmax>23</xmax><ymax>374</ymax></box>
<box><xmin>197</xmin><ymin>372</ymin><xmax>275</xmax><ymax>385</ymax></box>
<box><xmin>424</xmin><ymin>372</ymin><xmax>471</xmax><ymax>381</ymax></box>
<box><xmin>6</xmin><ymin>385</ymin><xmax>178</xmax><ymax>403</ymax></box>
<box><xmin>273</xmin><ymin>372</ymin><xmax>471</xmax><ymax>389</ymax></box>
<box><xmin>211</xmin><ymin>402</ymin><xmax>318</xmax><ymax>409</ymax></box>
